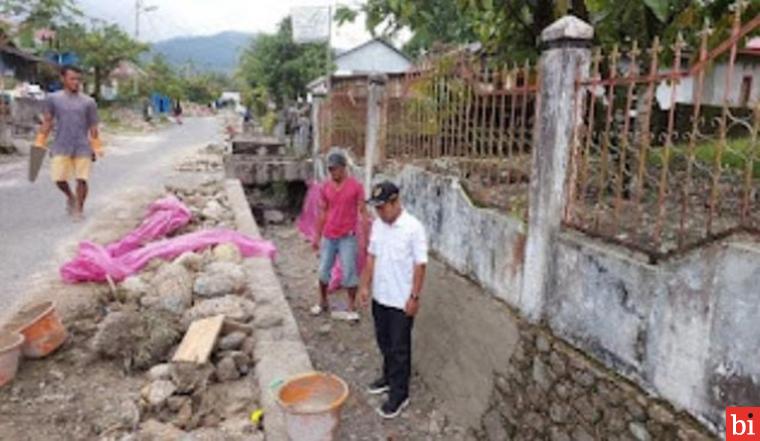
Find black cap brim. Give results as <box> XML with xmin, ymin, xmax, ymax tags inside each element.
<box><xmin>366</xmin><ymin>193</ymin><xmax>398</xmax><ymax>207</ymax></box>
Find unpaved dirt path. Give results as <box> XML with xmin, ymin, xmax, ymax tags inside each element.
<box><xmin>266</xmin><ymin>223</ymin><xmax>472</xmax><ymax>441</ymax></box>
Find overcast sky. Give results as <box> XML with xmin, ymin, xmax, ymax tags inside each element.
<box><xmin>77</xmin><ymin>0</ymin><xmax>381</xmax><ymax>49</ymax></box>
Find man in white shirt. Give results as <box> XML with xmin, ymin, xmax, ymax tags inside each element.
<box><xmin>359</xmin><ymin>181</ymin><xmax>428</xmax><ymax>419</ymax></box>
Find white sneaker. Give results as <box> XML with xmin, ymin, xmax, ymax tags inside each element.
<box><xmin>377</xmin><ymin>397</ymin><xmax>410</xmax><ymax>419</ymax></box>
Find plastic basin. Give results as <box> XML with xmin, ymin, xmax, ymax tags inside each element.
<box><xmin>0</xmin><ymin>332</ymin><xmax>24</xmax><ymax>387</ymax></box>
<box><xmin>276</xmin><ymin>372</ymin><xmax>350</xmax><ymax>441</ymax></box>
<box><xmin>6</xmin><ymin>302</ymin><xmax>68</xmax><ymax>358</ymax></box>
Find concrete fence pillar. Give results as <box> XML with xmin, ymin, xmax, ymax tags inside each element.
<box><xmin>311</xmin><ymin>92</ymin><xmax>326</xmax><ymax>180</ymax></box>
<box><xmin>520</xmin><ymin>16</ymin><xmax>593</xmax><ymax>321</ymax></box>
<box><xmin>364</xmin><ymin>74</ymin><xmax>387</xmax><ymax>194</ymax></box>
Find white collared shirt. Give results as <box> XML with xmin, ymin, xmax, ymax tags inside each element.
<box><xmin>368</xmin><ymin>210</ymin><xmax>428</xmax><ymax>310</ymax></box>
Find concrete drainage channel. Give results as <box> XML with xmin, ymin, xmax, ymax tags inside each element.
<box><xmin>0</xmin><ymin>145</ymin><xmax>312</xmax><ymax>441</ymax></box>
<box><xmin>226</xmin><ymin>178</ymin><xmax>314</xmax><ymax>441</ymax></box>
<box><xmin>243</xmin><ymin>181</ymin><xmax>308</xmax><ymax>227</ymax></box>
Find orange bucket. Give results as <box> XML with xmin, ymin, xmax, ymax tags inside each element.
<box><xmin>0</xmin><ymin>332</ymin><xmax>24</xmax><ymax>387</ymax></box>
<box><xmin>6</xmin><ymin>302</ymin><xmax>67</xmax><ymax>359</ymax></box>
<box><xmin>276</xmin><ymin>372</ymin><xmax>349</xmax><ymax>441</ymax></box>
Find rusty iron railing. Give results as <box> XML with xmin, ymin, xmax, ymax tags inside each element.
<box><xmin>319</xmin><ymin>77</ymin><xmax>368</xmax><ymax>158</ymax></box>
<box><xmin>385</xmin><ymin>54</ymin><xmax>539</xmax><ymax>218</ymax></box>
<box><xmin>565</xmin><ymin>7</ymin><xmax>760</xmax><ymax>259</ymax></box>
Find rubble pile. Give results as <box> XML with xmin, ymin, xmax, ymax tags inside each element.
<box><xmin>0</xmin><ymin>147</ymin><xmax>266</xmax><ymax>441</ymax></box>
<box><xmin>94</xmin><ymin>161</ymin><xmax>263</xmax><ymax>440</ymax></box>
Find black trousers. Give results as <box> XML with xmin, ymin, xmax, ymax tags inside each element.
<box><xmin>372</xmin><ymin>300</ymin><xmax>414</xmax><ymax>401</ymax></box>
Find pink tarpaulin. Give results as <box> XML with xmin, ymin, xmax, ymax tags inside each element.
<box><xmin>61</xmin><ymin>197</ymin><xmax>277</xmax><ymax>284</ymax></box>
<box><xmin>106</xmin><ymin>195</ymin><xmax>192</xmax><ymax>257</ymax></box>
<box><xmin>61</xmin><ymin>229</ymin><xmax>276</xmax><ymax>283</ymax></box>
<box><xmin>297</xmin><ymin>180</ymin><xmax>370</xmax><ymax>292</ymax></box>
<box><xmin>296</xmin><ymin>180</ymin><xmax>321</xmax><ymax>241</ymax></box>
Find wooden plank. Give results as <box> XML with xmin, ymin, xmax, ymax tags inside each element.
<box><xmin>172</xmin><ymin>315</ymin><xmax>225</xmax><ymax>364</ymax></box>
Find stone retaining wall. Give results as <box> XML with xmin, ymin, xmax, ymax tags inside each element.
<box><xmin>476</xmin><ymin>321</ymin><xmax>712</xmax><ymax>441</ymax></box>
<box><xmin>380</xmin><ymin>164</ymin><xmax>747</xmax><ymax>436</ymax></box>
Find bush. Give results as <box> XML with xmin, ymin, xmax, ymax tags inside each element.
<box><xmin>261</xmin><ymin>111</ymin><xmax>277</xmax><ymax>135</ymax></box>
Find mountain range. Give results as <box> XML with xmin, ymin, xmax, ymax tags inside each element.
<box><xmin>149</xmin><ymin>31</ymin><xmax>256</xmax><ymax>74</ymax></box>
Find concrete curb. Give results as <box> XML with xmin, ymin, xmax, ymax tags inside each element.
<box><xmin>224</xmin><ymin>179</ymin><xmax>313</xmax><ymax>441</ymax></box>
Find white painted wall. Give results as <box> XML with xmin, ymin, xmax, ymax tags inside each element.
<box><xmin>656</xmin><ymin>76</ymin><xmax>694</xmax><ymax>109</ymax></box>
<box><xmin>701</xmin><ymin>59</ymin><xmax>760</xmax><ymax>106</ymax></box>
<box><xmin>656</xmin><ymin>58</ymin><xmax>760</xmax><ymax>108</ymax></box>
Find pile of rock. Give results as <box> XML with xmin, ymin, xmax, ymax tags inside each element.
<box><xmin>136</xmin><ymin>320</ymin><xmax>258</xmax><ymax>431</ymax></box>
<box><xmin>167</xmin><ymin>178</ymin><xmax>237</xmax><ymax>231</ymax></box>
<box><xmin>86</xmin><ymin>177</ymin><xmax>265</xmax><ymax>440</ymax></box>
<box><xmin>175</xmin><ymin>153</ymin><xmax>224</xmax><ymax>173</ymax></box>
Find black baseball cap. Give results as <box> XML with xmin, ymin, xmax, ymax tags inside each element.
<box><xmin>367</xmin><ymin>181</ymin><xmax>400</xmax><ymax>206</ymax></box>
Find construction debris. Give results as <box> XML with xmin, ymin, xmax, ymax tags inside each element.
<box><xmin>0</xmin><ymin>148</ymin><xmax>265</xmax><ymax>440</ymax></box>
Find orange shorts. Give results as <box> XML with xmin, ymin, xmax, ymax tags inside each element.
<box><xmin>51</xmin><ymin>155</ymin><xmax>92</xmax><ymax>182</ymax></box>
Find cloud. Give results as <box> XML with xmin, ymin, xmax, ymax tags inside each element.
<box><xmin>77</xmin><ymin>0</ymin><xmax>381</xmax><ymax>49</ymax></box>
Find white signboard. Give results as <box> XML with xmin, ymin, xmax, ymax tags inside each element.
<box><xmin>291</xmin><ymin>6</ymin><xmax>331</xmax><ymax>44</ymax></box>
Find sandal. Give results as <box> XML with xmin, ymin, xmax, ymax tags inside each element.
<box><xmin>310</xmin><ymin>304</ymin><xmax>328</xmax><ymax>316</ymax></box>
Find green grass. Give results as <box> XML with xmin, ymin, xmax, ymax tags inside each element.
<box><xmin>649</xmin><ymin>137</ymin><xmax>760</xmax><ymax>178</ymax></box>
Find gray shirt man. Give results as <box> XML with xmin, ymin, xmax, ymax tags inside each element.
<box><xmin>45</xmin><ymin>90</ymin><xmax>99</xmax><ymax>157</ymax></box>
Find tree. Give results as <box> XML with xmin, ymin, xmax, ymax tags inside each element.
<box><xmin>335</xmin><ymin>0</ymin><xmax>749</xmax><ymax>60</ymax></box>
<box><xmin>0</xmin><ymin>0</ymin><xmax>82</xmax><ymax>48</ymax></box>
<box><xmin>237</xmin><ymin>17</ymin><xmax>330</xmax><ymax>105</ymax></box>
<box><xmin>144</xmin><ymin>54</ymin><xmax>185</xmax><ymax>99</ymax></box>
<box><xmin>183</xmin><ymin>72</ymin><xmax>229</xmax><ymax>104</ymax></box>
<box><xmin>58</xmin><ymin>23</ymin><xmax>147</xmax><ymax>101</ymax></box>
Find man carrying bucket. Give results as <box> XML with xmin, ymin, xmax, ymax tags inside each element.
<box><xmin>311</xmin><ymin>151</ymin><xmax>367</xmax><ymax>321</ymax></box>
<box><xmin>34</xmin><ymin>65</ymin><xmax>103</xmax><ymax>220</ymax></box>
<box><xmin>359</xmin><ymin>181</ymin><xmax>428</xmax><ymax>419</ymax></box>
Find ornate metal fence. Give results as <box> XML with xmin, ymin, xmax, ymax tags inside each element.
<box><xmin>565</xmin><ymin>7</ymin><xmax>760</xmax><ymax>259</ymax></box>
<box><xmin>319</xmin><ymin>77</ymin><xmax>368</xmax><ymax>159</ymax></box>
<box><xmin>385</xmin><ymin>54</ymin><xmax>540</xmax><ymax>218</ymax></box>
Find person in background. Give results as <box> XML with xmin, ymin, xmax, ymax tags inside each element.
<box><xmin>359</xmin><ymin>181</ymin><xmax>428</xmax><ymax>419</ymax></box>
<box><xmin>34</xmin><ymin>65</ymin><xmax>102</xmax><ymax>220</ymax></box>
<box><xmin>173</xmin><ymin>99</ymin><xmax>183</xmax><ymax>124</ymax></box>
<box><xmin>312</xmin><ymin>151</ymin><xmax>368</xmax><ymax>322</ymax></box>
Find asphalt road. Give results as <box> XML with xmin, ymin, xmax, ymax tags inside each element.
<box><xmin>0</xmin><ymin>117</ymin><xmax>223</xmax><ymax>314</ymax></box>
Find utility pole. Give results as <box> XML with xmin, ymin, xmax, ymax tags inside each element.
<box><xmin>325</xmin><ymin>4</ymin><xmax>332</xmax><ymax>76</ymax></box>
<box><xmin>133</xmin><ymin>0</ymin><xmax>157</xmax><ymax>96</ymax></box>
<box><xmin>135</xmin><ymin>0</ymin><xmax>141</xmax><ymax>39</ymax></box>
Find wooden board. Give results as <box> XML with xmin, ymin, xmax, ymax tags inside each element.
<box><xmin>172</xmin><ymin>315</ymin><xmax>225</xmax><ymax>364</ymax></box>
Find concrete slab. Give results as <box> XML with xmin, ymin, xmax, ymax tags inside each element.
<box><xmin>225</xmin><ymin>179</ymin><xmax>313</xmax><ymax>441</ymax></box>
